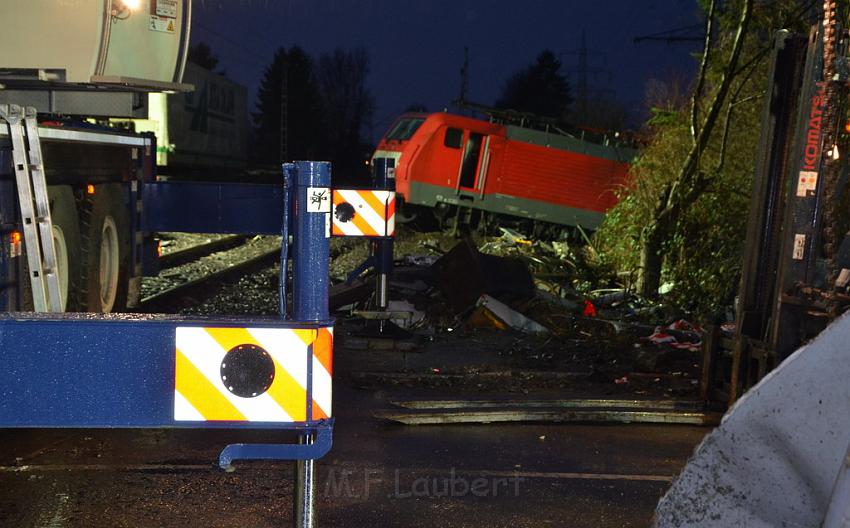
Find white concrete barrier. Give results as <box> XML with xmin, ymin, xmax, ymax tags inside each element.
<box><xmin>654</xmin><ymin>312</ymin><xmax>850</xmax><ymax>527</ymax></box>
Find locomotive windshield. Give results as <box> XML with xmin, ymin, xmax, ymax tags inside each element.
<box><xmin>386</xmin><ymin>117</ymin><xmax>425</xmax><ymax>141</ymax></box>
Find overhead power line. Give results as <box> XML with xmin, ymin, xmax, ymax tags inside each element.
<box><xmin>634</xmin><ymin>24</ymin><xmax>704</xmax><ymax>44</ymax></box>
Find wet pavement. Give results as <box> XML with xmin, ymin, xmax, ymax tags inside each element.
<box><xmin>0</xmin><ymin>377</ymin><xmax>707</xmax><ymax>527</ymax></box>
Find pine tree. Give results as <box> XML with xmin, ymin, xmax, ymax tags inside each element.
<box><xmin>495</xmin><ymin>50</ymin><xmax>572</xmax><ymax>121</ymax></box>
<box><xmin>252</xmin><ymin>47</ymin><xmax>323</xmax><ymax>167</ymax></box>
<box><xmin>315</xmin><ymin>48</ymin><xmax>375</xmax><ymax>180</ymax></box>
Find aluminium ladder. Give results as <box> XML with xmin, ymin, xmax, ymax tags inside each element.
<box><xmin>0</xmin><ymin>105</ymin><xmax>62</xmax><ymax>312</ymax></box>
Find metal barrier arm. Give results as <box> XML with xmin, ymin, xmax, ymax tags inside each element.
<box><xmin>218</xmin><ymin>420</ymin><xmax>334</xmax><ymax>471</ymax></box>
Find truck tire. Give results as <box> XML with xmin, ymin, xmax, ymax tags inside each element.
<box><xmin>79</xmin><ymin>184</ymin><xmax>130</xmax><ymax>313</ymax></box>
<box><xmin>47</xmin><ymin>186</ymin><xmax>82</xmax><ymax>311</ymax></box>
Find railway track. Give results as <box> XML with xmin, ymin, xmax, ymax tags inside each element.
<box><xmin>157</xmin><ymin>234</ymin><xmax>250</xmax><ymax>269</ymax></box>
<box><xmin>138</xmin><ymin>235</ymin><xmax>281</xmax><ymax>312</ymax></box>
<box><xmin>137</xmin><ymin>232</ymin><xmax>369</xmax><ymax>315</ymax></box>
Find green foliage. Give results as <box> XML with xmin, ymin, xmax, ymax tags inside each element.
<box><xmin>646</xmin><ymin>107</ymin><xmax>680</xmax><ymax>127</ymax></box>
<box><xmin>591</xmin><ymin>0</ymin><xmax>797</xmax><ymax>319</ymax></box>
<box><xmin>593</xmin><ymin>111</ymin><xmax>693</xmax><ymax>288</ymax></box>
<box><xmin>595</xmin><ymin>102</ymin><xmax>757</xmax><ymax>316</ymax></box>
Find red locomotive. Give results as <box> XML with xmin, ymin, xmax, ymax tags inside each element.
<box><xmin>373</xmin><ymin>112</ymin><xmax>635</xmax><ymax>232</ymax></box>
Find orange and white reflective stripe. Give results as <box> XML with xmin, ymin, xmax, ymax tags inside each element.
<box><xmin>174</xmin><ymin>326</ymin><xmax>331</xmax><ymax>422</ymax></box>
<box><xmin>331</xmin><ymin>189</ymin><xmax>395</xmax><ymax>237</ymax></box>
<box><xmin>311</xmin><ymin>327</ymin><xmax>333</xmax><ymax>419</ymax></box>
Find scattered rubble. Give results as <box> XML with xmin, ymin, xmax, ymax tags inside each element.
<box><xmin>330</xmin><ymin>226</ymin><xmax>705</xmax><ymax>400</ymax></box>
<box><xmin>154</xmin><ymin>227</ymin><xmax>706</xmax><ymax>401</ymax></box>
<box><xmin>432</xmin><ymin>236</ymin><xmax>535</xmax><ymax>313</ymax></box>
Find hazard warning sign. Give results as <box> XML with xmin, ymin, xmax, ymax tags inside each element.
<box><xmin>149</xmin><ymin>15</ymin><xmax>175</xmax><ymax>33</ymax></box>
<box><xmin>174</xmin><ymin>326</ymin><xmax>333</xmax><ymax>422</ymax></box>
<box><xmin>331</xmin><ymin>189</ymin><xmax>395</xmax><ymax>237</ymax></box>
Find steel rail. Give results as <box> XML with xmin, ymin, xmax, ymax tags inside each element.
<box><xmin>157</xmin><ymin>235</ymin><xmax>250</xmax><ymax>269</ymax></box>
<box><xmin>139</xmin><ymin>247</ymin><xmax>279</xmax><ymax>310</ymax></box>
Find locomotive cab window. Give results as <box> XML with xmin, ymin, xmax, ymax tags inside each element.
<box><xmin>387</xmin><ymin>118</ymin><xmax>425</xmax><ymax>141</ymax></box>
<box><xmin>444</xmin><ymin>127</ymin><xmax>463</xmax><ymax>149</ymax></box>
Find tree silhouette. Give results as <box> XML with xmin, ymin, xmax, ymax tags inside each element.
<box><xmin>315</xmin><ymin>48</ymin><xmax>375</xmax><ymax>180</ymax></box>
<box><xmin>252</xmin><ymin>46</ymin><xmax>375</xmax><ymax>180</ymax></box>
<box><xmin>404</xmin><ymin>103</ymin><xmax>428</xmax><ymax>113</ymax></box>
<box><xmin>495</xmin><ymin>50</ymin><xmax>572</xmax><ymax>121</ymax></box>
<box><xmin>187</xmin><ymin>42</ymin><xmax>219</xmax><ymax>71</ymax></box>
<box><xmin>252</xmin><ymin>46</ymin><xmax>323</xmax><ymax>166</ymax></box>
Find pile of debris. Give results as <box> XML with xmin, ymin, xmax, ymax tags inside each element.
<box><xmin>330</xmin><ymin>227</ymin><xmax>705</xmax><ymax>398</ymax></box>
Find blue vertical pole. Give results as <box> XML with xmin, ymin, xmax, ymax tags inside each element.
<box><xmin>290</xmin><ymin>161</ymin><xmax>330</xmax><ymax>528</ymax></box>
<box><xmin>291</xmin><ymin>161</ymin><xmax>331</xmax><ymax>323</ymax></box>
<box><xmin>372</xmin><ymin>158</ymin><xmax>395</xmax><ymax>314</ymax></box>
<box><xmin>279</xmin><ymin>163</ymin><xmax>296</xmax><ymax>319</ymax></box>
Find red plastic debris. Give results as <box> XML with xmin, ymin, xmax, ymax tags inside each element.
<box><xmin>666</xmin><ymin>319</ymin><xmax>704</xmax><ymax>334</ymax></box>
<box><xmin>641</xmin><ymin>319</ymin><xmax>703</xmax><ymax>352</ymax></box>
<box><xmin>582</xmin><ymin>299</ymin><xmax>598</xmax><ymax>318</ymax></box>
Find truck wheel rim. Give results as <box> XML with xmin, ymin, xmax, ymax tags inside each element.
<box><xmin>99</xmin><ymin>216</ymin><xmax>120</xmax><ymax>312</ymax></box>
<box><xmin>51</xmin><ymin>224</ymin><xmax>69</xmax><ymax>311</ymax></box>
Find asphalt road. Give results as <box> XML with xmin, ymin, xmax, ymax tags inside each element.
<box><xmin>0</xmin><ymin>381</ymin><xmax>708</xmax><ymax>528</ymax></box>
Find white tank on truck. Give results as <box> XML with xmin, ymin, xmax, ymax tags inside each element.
<box><xmin>0</xmin><ymin>0</ymin><xmax>194</xmax><ymax>313</ymax></box>
<box><xmin>0</xmin><ymin>0</ymin><xmax>191</xmax><ymax>116</ymax></box>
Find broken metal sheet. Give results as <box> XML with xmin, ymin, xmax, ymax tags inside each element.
<box><xmin>432</xmin><ymin>237</ymin><xmax>535</xmax><ymax>313</ymax></box>
<box><xmin>474</xmin><ymin>294</ymin><xmax>549</xmax><ymax>334</ymax></box>
<box><xmin>350</xmin><ymin>370</ymin><xmax>593</xmax><ymax>384</ymax></box>
<box><xmin>387</xmin><ymin>300</ymin><xmax>426</xmax><ymax>329</ymax></box>
<box><xmin>374</xmin><ymin>408</ymin><xmax>720</xmax><ymax>426</ymax></box>
<box><xmin>389</xmin><ymin>398</ymin><xmax>707</xmax><ymax>412</ymax></box>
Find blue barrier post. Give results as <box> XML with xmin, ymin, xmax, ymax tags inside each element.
<box><xmin>292</xmin><ymin>161</ymin><xmax>331</xmax><ymax>323</ymax></box>
<box><xmin>372</xmin><ymin>158</ymin><xmax>395</xmax><ymax>328</ymax></box>
<box><xmin>291</xmin><ymin>160</ymin><xmax>331</xmax><ymax>528</ymax></box>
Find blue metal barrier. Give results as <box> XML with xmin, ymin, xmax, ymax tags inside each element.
<box><xmin>0</xmin><ymin>163</ymin><xmax>334</xmax><ymax>472</ymax></box>
<box><xmin>142</xmin><ymin>180</ymin><xmax>285</xmax><ymax>234</ymax></box>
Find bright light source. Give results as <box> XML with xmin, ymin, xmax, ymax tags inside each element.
<box><xmin>121</xmin><ymin>0</ymin><xmax>142</xmax><ymax>10</ymax></box>
<box><xmin>11</xmin><ymin>231</ymin><xmax>21</xmax><ymax>244</ymax></box>
<box><xmin>86</xmin><ymin>184</ymin><xmax>96</xmax><ymax>195</ymax></box>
